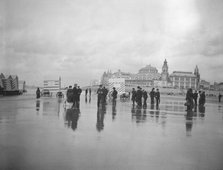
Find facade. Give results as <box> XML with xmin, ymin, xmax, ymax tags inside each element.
<box><xmin>43</xmin><ymin>77</ymin><xmax>61</xmax><ymax>92</ymax></box>
<box><xmin>101</xmin><ymin>60</ymin><xmax>201</xmax><ymax>90</ymax></box>
<box><xmin>108</xmin><ymin>78</ymin><xmax>125</xmax><ymax>94</ymax></box>
<box><xmin>169</xmin><ymin>71</ymin><xmax>199</xmax><ymax>89</ymax></box>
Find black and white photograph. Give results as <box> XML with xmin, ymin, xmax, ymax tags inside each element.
<box><xmin>0</xmin><ymin>0</ymin><xmax>223</xmax><ymax>169</ymax></box>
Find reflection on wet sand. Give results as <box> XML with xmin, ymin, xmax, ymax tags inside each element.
<box><xmin>96</xmin><ymin>104</ymin><xmax>106</xmax><ymax>132</ymax></box>
<box><xmin>65</xmin><ymin>108</ymin><xmax>80</xmax><ymax>131</ymax></box>
<box><xmin>36</xmin><ymin>100</ymin><xmax>40</xmax><ymax>112</ymax></box>
<box><xmin>112</xmin><ymin>100</ymin><xmax>117</xmax><ymax>121</ymax></box>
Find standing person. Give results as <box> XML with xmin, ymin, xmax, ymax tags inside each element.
<box><xmin>155</xmin><ymin>89</ymin><xmax>160</xmax><ymax>106</ymax></box>
<box><xmin>185</xmin><ymin>88</ymin><xmax>194</xmax><ymax>111</ymax></box>
<box><xmin>149</xmin><ymin>88</ymin><xmax>155</xmax><ymax>104</ymax></box>
<box><xmin>219</xmin><ymin>93</ymin><xmax>222</xmax><ymax>103</ymax></box>
<box><xmin>136</xmin><ymin>86</ymin><xmax>143</xmax><ymax>107</ymax></box>
<box><xmin>77</xmin><ymin>86</ymin><xmax>82</xmax><ymax>108</ymax></box>
<box><xmin>142</xmin><ymin>90</ymin><xmax>148</xmax><ymax>107</ymax></box>
<box><xmin>199</xmin><ymin>91</ymin><xmax>206</xmax><ymax>106</ymax></box>
<box><xmin>85</xmin><ymin>88</ymin><xmax>88</xmax><ymax>97</ymax></box>
<box><xmin>36</xmin><ymin>87</ymin><xmax>41</xmax><ymax>99</ymax></box>
<box><xmin>66</xmin><ymin>86</ymin><xmax>73</xmax><ymax>103</ymax></box>
<box><xmin>102</xmin><ymin>86</ymin><xmax>108</xmax><ymax>103</ymax></box>
<box><xmin>72</xmin><ymin>84</ymin><xmax>79</xmax><ymax>108</ymax></box>
<box><xmin>111</xmin><ymin>87</ymin><xmax>118</xmax><ymax>104</ymax></box>
<box><xmin>193</xmin><ymin>90</ymin><xmax>198</xmax><ymax>105</ymax></box>
<box><xmin>131</xmin><ymin>88</ymin><xmax>136</xmax><ymax>105</ymax></box>
<box><xmin>97</xmin><ymin>85</ymin><xmax>104</xmax><ymax>107</ymax></box>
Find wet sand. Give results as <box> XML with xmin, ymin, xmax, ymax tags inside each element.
<box><xmin>0</xmin><ymin>94</ymin><xmax>223</xmax><ymax>170</ymax></box>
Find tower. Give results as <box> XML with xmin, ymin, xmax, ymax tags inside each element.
<box><xmin>161</xmin><ymin>59</ymin><xmax>169</xmax><ymax>81</ymax></box>
<box><xmin>194</xmin><ymin>65</ymin><xmax>200</xmax><ymax>89</ymax></box>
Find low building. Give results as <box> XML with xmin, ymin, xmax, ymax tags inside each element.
<box><xmin>43</xmin><ymin>77</ymin><xmax>61</xmax><ymax>92</ymax></box>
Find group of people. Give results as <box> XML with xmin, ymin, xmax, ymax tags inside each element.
<box><xmin>96</xmin><ymin>85</ymin><xmax>117</xmax><ymax>107</ymax></box>
<box><xmin>131</xmin><ymin>87</ymin><xmax>160</xmax><ymax>107</ymax></box>
<box><xmin>185</xmin><ymin>89</ymin><xmax>206</xmax><ymax>111</ymax></box>
<box><xmin>66</xmin><ymin>84</ymin><xmax>82</xmax><ymax>109</ymax></box>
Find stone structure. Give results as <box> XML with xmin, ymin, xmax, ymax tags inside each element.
<box><xmin>169</xmin><ymin>70</ymin><xmax>199</xmax><ymax>90</ymax></box>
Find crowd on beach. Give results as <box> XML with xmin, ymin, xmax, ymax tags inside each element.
<box><xmin>35</xmin><ymin>83</ymin><xmax>223</xmax><ymax>113</ymax></box>
<box><xmin>185</xmin><ymin>89</ymin><xmax>206</xmax><ymax>112</ymax></box>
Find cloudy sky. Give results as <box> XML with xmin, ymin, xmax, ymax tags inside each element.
<box><xmin>0</xmin><ymin>0</ymin><xmax>223</xmax><ymax>86</ymax></box>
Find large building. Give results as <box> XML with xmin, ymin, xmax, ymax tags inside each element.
<box><xmin>101</xmin><ymin>59</ymin><xmax>201</xmax><ymax>90</ymax></box>
<box><xmin>169</xmin><ymin>70</ymin><xmax>199</xmax><ymax>90</ymax></box>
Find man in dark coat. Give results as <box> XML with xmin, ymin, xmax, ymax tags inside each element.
<box><xmin>193</xmin><ymin>90</ymin><xmax>198</xmax><ymax>105</ymax></box>
<box><xmin>72</xmin><ymin>84</ymin><xmax>79</xmax><ymax>108</ymax></box>
<box><xmin>97</xmin><ymin>85</ymin><xmax>104</xmax><ymax>107</ymax></box>
<box><xmin>111</xmin><ymin>87</ymin><xmax>118</xmax><ymax>103</ymax></box>
<box><xmin>155</xmin><ymin>89</ymin><xmax>160</xmax><ymax>106</ymax></box>
<box><xmin>149</xmin><ymin>88</ymin><xmax>155</xmax><ymax>104</ymax></box>
<box><xmin>136</xmin><ymin>86</ymin><xmax>143</xmax><ymax>107</ymax></box>
<box><xmin>142</xmin><ymin>90</ymin><xmax>148</xmax><ymax>107</ymax></box>
<box><xmin>131</xmin><ymin>88</ymin><xmax>136</xmax><ymax>105</ymax></box>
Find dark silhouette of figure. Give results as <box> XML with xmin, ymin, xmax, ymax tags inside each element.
<box><xmin>142</xmin><ymin>90</ymin><xmax>148</xmax><ymax>107</ymax></box>
<box><xmin>85</xmin><ymin>96</ymin><xmax>88</xmax><ymax>103</ymax></box>
<box><xmin>218</xmin><ymin>93</ymin><xmax>222</xmax><ymax>103</ymax></box>
<box><xmin>96</xmin><ymin>103</ymin><xmax>106</xmax><ymax>132</ymax></box>
<box><xmin>111</xmin><ymin>87</ymin><xmax>118</xmax><ymax>104</ymax></box>
<box><xmin>72</xmin><ymin>84</ymin><xmax>79</xmax><ymax>108</ymax></box>
<box><xmin>36</xmin><ymin>87</ymin><xmax>41</xmax><ymax>99</ymax></box>
<box><xmin>136</xmin><ymin>86</ymin><xmax>143</xmax><ymax>107</ymax></box>
<box><xmin>65</xmin><ymin>108</ymin><xmax>80</xmax><ymax>131</ymax></box>
<box><xmin>149</xmin><ymin>88</ymin><xmax>156</xmax><ymax>104</ymax></box>
<box><xmin>185</xmin><ymin>88</ymin><xmax>194</xmax><ymax>111</ymax></box>
<box><xmin>66</xmin><ymin>86</ymin><xmax>73</xmax><ymax>103</ymax></box>
<box><xmin>199</xmin><ymin>91</ymin><xmax>206</xmax><ymax>106</ymax></box>
<box><xmin>102</xmin><ymin>86</ymin><xmax>108</xmax><ymax>103</ymax></box>
<box><xmin>193</xmin><ymin>90</ymin><xmax>198</xmax><ymax>106</ymax></box>
<box><xmin>97</xmin><ymin>85</ymin><xmax>103</xmax><ymax>107</ymax></box>
<box><xmin>131</xmin><ymin>88</ymin><xmax>136</xmax><ymax>105</ymax></box>
<box><xmin>155</xmin><ymin>89</ymin><xmax>160</xmax><ymax>106</ymax></box>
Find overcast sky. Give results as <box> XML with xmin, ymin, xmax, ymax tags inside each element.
<box><xmin>0</xmin><ymin>0</ymin><xmax>223</xmax><ymax>86</ymax></box>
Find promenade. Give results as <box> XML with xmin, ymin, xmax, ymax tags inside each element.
<box><xmin>0</xmin><ymin>93</ymin><xmax>223</xmax><ymax>170</ymax></box>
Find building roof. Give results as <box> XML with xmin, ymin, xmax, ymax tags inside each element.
<box><xmin>170</xmin><ymin>71</ymin><xmax>196</xmax><ymax>77</ymax></box>
<box><xmin>138</xmin><ymin>65</ymin><xmax>158</xmax><ymax>73</ymax></box>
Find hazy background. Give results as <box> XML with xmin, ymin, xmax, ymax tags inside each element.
<box><xmin>0</xmin><ymin>0</ymin><xmax>223</xmax><ymax>86</ymax></box>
